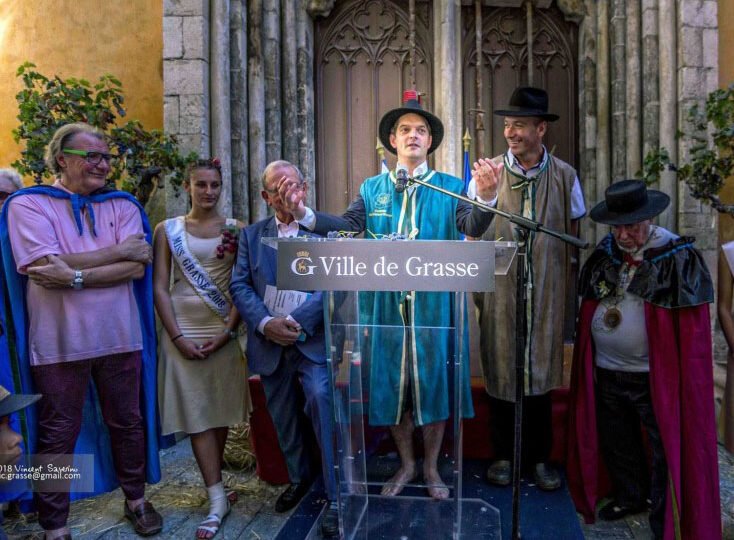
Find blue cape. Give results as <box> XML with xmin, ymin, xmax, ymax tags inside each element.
<box><xmin>0</xmin><ymin>186</ymin><xmax>163</xmax><ymax>505</ymax></box>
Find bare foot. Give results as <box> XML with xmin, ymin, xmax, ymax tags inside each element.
<box><xmin>424</xmin><ymin>469</ymin><xmax>449</xmax><ymax>500</ymax></box>
<box><xmin>381</xmin><ymin>466</ymin><xmax>417</xmax><ymax>496</ymax></box>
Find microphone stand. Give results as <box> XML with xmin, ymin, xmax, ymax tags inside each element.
<box><xmin>405</xmin><ymin>175</ymin><xmax>588</xmax><ymax>540</ymax></box>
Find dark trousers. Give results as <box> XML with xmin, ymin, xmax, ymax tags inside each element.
<box><xmin>595</xmin><ymin>367</ymin><xmax>666</xmax><ymax>539</ymax></box>
<box><xmin>260</xmin><ymin>347</ymin><xmax>337</xmax><ymax>500</ymax></box>
<box><xmin>31</xmin><ymin>351</ymin><xmax>146</xmax><ymax>530</ymax></box>
<box><xmin>488</xmin><ymin>393</ymin><xmax>552</xmax><ymax>466</ymax></box>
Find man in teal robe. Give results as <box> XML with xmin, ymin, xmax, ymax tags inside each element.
<box><xmin>280</xmin><ymin>91</ymin><xmax>501</xmax><ymax>499</ymax></box>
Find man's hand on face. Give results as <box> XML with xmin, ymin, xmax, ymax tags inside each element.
<box><xmin>264</xmin><ymin>316</ymin><xmax>301</xmax><ymax>346</ymax></box>
<box><xmin>27</xmin><ymin>254</ymin><xmax>74</xmax><ymax>289</ymax></box>
<box><xmin>276</xmin><ymin>175</ymin><xmax>307</xmax><ymax>220</ymax></box>
<box><xmin>471</xmin><ymin>158</ymin><xmax>504</xmax><ymax>202</ymax></box>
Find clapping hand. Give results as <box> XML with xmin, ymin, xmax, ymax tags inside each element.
<box><xmin>471</xmin><ymin>158</ymin><xmax>504</xmax><ymax>201</ymax></box>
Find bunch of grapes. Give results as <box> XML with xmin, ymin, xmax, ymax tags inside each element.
<box><xmin>216</xmin><ymin>225</ymin><xmax>238</xmax><ymax>259</ymax></box>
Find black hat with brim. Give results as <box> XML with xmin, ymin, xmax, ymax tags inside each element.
<box><xmin>590</xmin><ymin>179</ymin><xmax>670</xmax><ymax>225</ymax></box>
<box><xmin>494</xmin><ymin>86</ymin><xmax>560</xmax><ymax>122</ymax></box>
<box><xmin>0</xmin><ymin>385</ymin><xmax>41</xmax><ymax>418</ymax></box>
<box><xmin>378</xmin><ymin>99</ymin><xmax>444</xmax><ymax>156</ymax></box>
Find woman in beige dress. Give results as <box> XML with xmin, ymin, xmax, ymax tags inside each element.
<box><xmin>153</xmin><ymin>159</ymin><xmax>251</xmax><ymax>539</ymax></box>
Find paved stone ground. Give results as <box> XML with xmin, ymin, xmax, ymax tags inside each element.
<box><xmin>3</xmin><ymin>440</ymin><xmax>294</xmax><ymax>540</ymax></box>
<box><xmin>4</xmin><ymin>441</ymin><xmax>732</xmax><ymax>539</ymax></box>
<box><xmin>580</xmin><ymin>444</ymin><xmax>734</xmax><ymax>540</ymax></box>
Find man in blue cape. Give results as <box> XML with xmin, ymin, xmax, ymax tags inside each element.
<box><xmin>0</xmin><ymin>123</ymin><xmax>162</xmax><ymax>540</ymax></box>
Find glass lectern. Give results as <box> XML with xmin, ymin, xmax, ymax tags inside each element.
<box><xmin>271</xmin><ymin>238</ymin><xmax>516</xmax><ymax>540</ymax></box>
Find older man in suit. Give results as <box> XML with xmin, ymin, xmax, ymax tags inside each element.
<box><xmin>229</xmin><ymin>160</ymin><xmax>337</xmax><ymax>538</ymax></box>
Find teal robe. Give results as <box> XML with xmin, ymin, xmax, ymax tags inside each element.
<box><xmin>360</xmin><ymin>171</ymin><xmax>474</xmax><ymax>426</ymax></box>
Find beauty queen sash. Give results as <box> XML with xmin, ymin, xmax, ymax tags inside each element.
<box><xmin>164</xmin><ymin>216</ymin><xmax>233</xmax><ymax>320</ymax></box>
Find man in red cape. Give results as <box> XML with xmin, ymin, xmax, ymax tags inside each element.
<box><xmin>566</xmin><ymin>180</ymin><xmax>721</xmax><ymax>539</ymax></box>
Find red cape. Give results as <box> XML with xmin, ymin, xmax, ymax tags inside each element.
<box><xmin>566</xmin><ymin>299</ymin><xmax>721</xmax><ymax>540</ymax></box>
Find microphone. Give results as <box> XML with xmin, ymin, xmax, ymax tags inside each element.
<box><xmin>395</xmin><ymin>165</ymin><xmax>408</xmax><ymax>193</ymax></box>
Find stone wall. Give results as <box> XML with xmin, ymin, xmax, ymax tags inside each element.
<box><xmin>577</xmin><ymin>0</ymin><xmax>718</xmax><ymax>264</ymax></box>
<box><xmin>163</xmin><ymin>0</ymin><xmax>320</xmax><ymax>223</ymax></box>
<box><xmin>164</xmin><ymin>0</ymin><xmax>211</xmax><ymax>217</ymax></box>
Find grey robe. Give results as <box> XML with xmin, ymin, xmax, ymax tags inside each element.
<box><xmin>476</xmin><ymin>154</ymin><xmax>578</xmax><ymax>401</ymax></box>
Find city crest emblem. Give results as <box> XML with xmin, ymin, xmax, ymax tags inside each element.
<box><xmin>291</xmin><ymin>250</ymin><xmax>316</xmax><ymax>275</ymax></box>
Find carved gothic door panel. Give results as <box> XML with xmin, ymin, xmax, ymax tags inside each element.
<box><xmin>315</xmin><ymin>0</ymin><xmax>432</xmax><ymax>214</ymax></box>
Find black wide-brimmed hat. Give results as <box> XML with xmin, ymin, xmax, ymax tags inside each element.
<box><xmin>590</xmin><ymin>180</ymin><xmax>670</xmax><ymax>225</ymax></box>
<box><xmin>0</xmin><ymin>384</ymin><xmax>40</xmax><ymax>418</ymax></box>
<box><xmin>494</xmin><ymin>87</ymin><xmax>559</xmax><ymax>121</ymax></box>
<box><xmin>378</xmin><ymin>90</ymin><xmax>444</xmax><ymax>155</ymax></box>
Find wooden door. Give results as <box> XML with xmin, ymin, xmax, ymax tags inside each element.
<box><xmin>314</xmin><ymin>0</ymin><xmax>433</xmax><ymax>214</ymax></box>
<box><xmin>461</xmin><ymin>5</ymin><xmax>578</xmax><ymax>167</ymax></box>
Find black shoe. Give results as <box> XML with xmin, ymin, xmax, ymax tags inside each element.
<box><xmin>320</xmin><ymin>503</ymin><xmax>339</xmax><ymax>538</ymax></box>
<box><xmin>275</xmin><ymin>482</ymin><xmax>310</xmax><ymax>513</ymax></box>
<box><xmin>598</xmin><ymin>500</ymin><xmax>646</xmax><ymax>521</ymax></box>
<box><xmin>533</xmin><ymin>463</ymin><xmax>561</xmax><ymax>491</ymax></box>
<box><xmin>486</xmin><ymin>460</ymin><xmax>511</xmax><ymax>486</ymax></box>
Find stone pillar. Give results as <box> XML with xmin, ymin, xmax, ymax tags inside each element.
<box><xmin>263</xmin><ymin>1</ymin><xmax>282</xmax><ymax>165</ymax></box>
<box><xmin>641</xmin><ymin>0</ymin><xmax>659</xmax><ymax>170</ymax></box>
<box><xmin>163</xmin><ymin>0</ymin><xmax>211</xmax><ymax>217</ymax></box>
<box><xmin>433</xmin><ymin>0</ymin><xmax>462</xmax><ymax>177</ymax></box>
<box><xmin>625</xmin><ymin>0</ymin><xmax>642</xmax><ymax>177</ymax></box>
<box><xmin>578</xmin><ymin>0</ymin><xmax>599</xmax><ymax>251</ymax></box>
<box><xmin>296</xmin><ymin>5</ymin><xmax>316</xmax><ymax>208</ymax></box>
<box><xmin>595</xmin><ymin>0</ymin><xmax>611</xmax><ymax>245</ymax></box>
<box><xmin>282</xmin><ymin>0</ymin><xmax>299</xmax><ymax>165</ymax></box>
<box><xmin>610</xmin><ymin>0</ymin><xmax>626</xmax><ymax>181</ymax></box>
<box><xmin>211</xmin><ymin>0</ymin><xmax>232</xmax><ymax>217</ymax></box>
<box><xmin>248</xmin><ymin>0</ymin><xmax>268</xmax><ymax>221</ymax></box>
<box><xmin>230</xmin><ymin>0</ymin><xmax>250</xmax><ymax>223</ymax></box>
<box><xmin>658</xmin><ymin>0</ymin><xmax>677</xmax><ymax>230</ymax></box>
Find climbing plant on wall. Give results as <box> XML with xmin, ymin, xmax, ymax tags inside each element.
<box><xmin>11</xmin><ymin>62</ymin><xmax>197</xmax><ymax>206</ymax></box>
<box><xmin>643</xmin><ymin>83</ymin><xmax>734</xmax><ymax>214</ymax></box>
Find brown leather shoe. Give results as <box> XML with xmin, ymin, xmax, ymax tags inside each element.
<box><xmin>124</xmin><ymin>501</ymin><xmax>163</xmax><ymax>536</ymax></box>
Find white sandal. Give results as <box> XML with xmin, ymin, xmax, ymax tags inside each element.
<box><xmin>195</xmin><ymin>500</ymin><xmax>231</xmax><ymax>539</ymax></box>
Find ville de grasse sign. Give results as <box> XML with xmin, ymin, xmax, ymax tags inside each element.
<box><xmin>275</xmin><ymin>238</ymin><xmax>495</xmax><ymax>292</ymax></box>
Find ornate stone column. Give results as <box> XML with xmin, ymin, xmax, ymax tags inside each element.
<box><xmin>211</xmin><ymin>0</ymin><xmax>232</xmax><ymax>217</ymax></box>
<box><xmin>433</xmin><ymin>0</ymin><xmax>462</xmax><ymax>176</ymax></box>
<box><xmin>230</xmin><ymin>0</ymin><xmax>250</xmax><ymax>222</ymax></box>
<box><xmin>658</xmin><ymin>0</ymin><xmax>677</xmax><ymax>230</ymax></box>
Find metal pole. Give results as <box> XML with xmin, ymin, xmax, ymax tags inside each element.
<box><xmin>512</xmin><ymin>236</ymin><xmax>528</xmax><ymax>540</ymax></box>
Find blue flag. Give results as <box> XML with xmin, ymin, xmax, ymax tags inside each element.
<box><xmin>462</xmin><ymin>146</ymin><xmax>471</xmax><ymax>193</ymax></box>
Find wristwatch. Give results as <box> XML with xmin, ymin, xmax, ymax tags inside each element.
<box><xmin>71</xmin><ymin>270</ymin><xmax>84</xmax><ymax>290</ymax></box>
<box><xmin>226</xmin><ymin>330</ymin><xmax>238</xmax><ymax>340</ymax></box>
